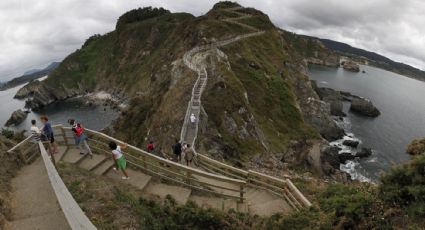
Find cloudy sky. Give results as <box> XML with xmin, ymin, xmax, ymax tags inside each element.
<box><xmin>1</xmin><ymin>0</ymin><xmax>424</xmax><ymax>81</ymax></box>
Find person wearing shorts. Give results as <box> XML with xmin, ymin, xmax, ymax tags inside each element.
<box><xmin>109</xmin><ymin>141</ymin><xmax>129</xmax><ymax>179</ymax></box>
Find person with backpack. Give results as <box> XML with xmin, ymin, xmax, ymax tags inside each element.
<box><xmin>68</xmin><ymin>118</ymin><xmax>93</xmax><ymax>158</ymax></box>
<box><xmin>147</xmin><ymin>140</ymin><xmax>155</xmax><ymax>153</ymax></box>
<box><xmin>109</xmin><ymin>141</ymin><xmax>129</xmax><ymax>180</ymax></box>
<box><xmin>172</xmin><ymin>140</ymin><xmax>182</xmax><ymax>163</ymax></box>
<box><xmin>40</xmin><ymin>115</ymin><xmax>58</xmax><ymax>155</ymax></box>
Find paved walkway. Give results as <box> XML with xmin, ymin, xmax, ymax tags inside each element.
<box><xmin>4</xmin><ymin>157</ymin><xmax>70</xmax><ymax>230</ymax></box>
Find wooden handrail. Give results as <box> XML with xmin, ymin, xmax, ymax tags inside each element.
<box><xmin>38</xmin><ymin>142</ymin><xmax>97</xmax><ymax>229</ymax></box>
<box><xmin>69</xmin><ymin>127</ymin><xmax>246</xmax><ymax>186</ymax></box>
<box><xmin>7</xmin><ymin>135</ymin><xmax>33</xmax><ymax>153</ymax></box>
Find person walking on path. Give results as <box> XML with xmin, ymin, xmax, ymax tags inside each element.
<box><xmin>184</xmin><ymin>144</ymin><xmax>195</xmax><ymax>167</ymax></box>
<box><xmin>40</xmin><ymin>115</ymin><xmax>58</xmax><ymax>155</ymax></box>
<box><xmin>30</xmin><ymin>119</ymin><xmax>41</xmax><ymax>142</ymax></box>
<box><xmin>147</xmin><ymin>140</ymin><xmax>155</xmax><ymax>153</ymax></box>
<box><xmin>172</xmin><ymin>140</ymin><xmax>182</xmax><ymax>163</ymax></box>
<box><xmin>190</xmin><ymin>113</ymin><xmax>197</xmax><ymax>127</ymax></box>
<box><xmin>68</xmin><ymin>119</ymin><xmax>93</xmax><ymax>158</ymax></box>
<box><xmin>109</xmin><ymin>141</ymin><xmax>130</xmax><ymax>180</ymax></box>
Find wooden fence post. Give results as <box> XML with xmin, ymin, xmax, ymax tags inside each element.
<box><xmin>60</xmin><ymin>125</ymin><xmax>69</xmax><ymax>147</ymax></box>
<box><xmin>240</xmin><ymin>185</ymin><xmax>244</xmax><ymax>203</ymax></box>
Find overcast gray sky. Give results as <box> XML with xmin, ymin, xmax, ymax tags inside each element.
<box><xmin>1</xmin><ymin>0</ymin><xmax>424</xmax><ymax>81</ymax></box>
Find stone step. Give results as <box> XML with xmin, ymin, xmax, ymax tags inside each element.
<box><xmin>78</xmin><ymin>154</ymin><xmax>107</xmax><ymax>171</ymax></box>
<box><xmin>93</xmin><ymin>159</ymin><xmax>114</xmax><ymax>175</ymax></box>
<box><xmin>245</xmin><ymin>187</ymin><xmax>280</xmax><ymax>204</ymax></box>
<box><xmin>249</xmin><ymin>198</ymin><xmax>291</xmax><ymax>216</ymax></box>
<box><xmin>54</xmin><ymin>146</ymin><xmax>68</xmax><ymax>163</ymax></box>
<box><xmin>106</xmin><ymin>168</ymin><xmax>152</xmax><ymax>190</ymax></box>
<box><xmin>5</xmin><ymin>211</ymin><xmax>70</xmax><ymax>230</ymax></box>
<box><xmin>189</xmin><ymin>195</ymin><xmax>238</xmax><ymax>212</ymax></box>
<box><xmin>10</xmin><ymin>159</ymin><xmax>61</xmax><ymax>220</ymax></box>
<box><xmin>61</xmin><ymin>148</ymin><xmax>86</xmax><ymax>164</ymax></box>
<box><xmin>143</xmin><ymin>182</ymin><xmax>192</xmax><ymax>205</ymax></box>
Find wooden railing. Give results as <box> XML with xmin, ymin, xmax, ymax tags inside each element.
<box><xmin>7</xmin><ymin>135</ymin><xmax>38</xmax><ymax>163</ymax></box>
<box><xmin>195</xmin><ymin>154</ymin><xmax>312</xmax><ymax>209</ymax></box>
<box><xmin>62</xmin><ymin>127</ymin><xmax>247</xmax><ymax>202</ymax></box>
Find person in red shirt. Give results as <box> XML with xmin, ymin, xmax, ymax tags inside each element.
<box><xmin>147</xmin><ymin>140</ymin><xmax>155</xmax><ymax>153</ymax></box>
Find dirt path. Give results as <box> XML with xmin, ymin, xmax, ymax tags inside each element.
<box><xmin>4</xmin><ymin>157</ymin><xmax>70</xmax><ymax>230</ymax></box>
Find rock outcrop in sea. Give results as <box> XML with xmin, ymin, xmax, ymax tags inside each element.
<box><xmin>5</xmin><ymin>109</ymin><xmax>27</xmax><ymax>127</ymax></box>
<box><xmin>342</xmin><ymin>60</ymin><xmax>360</xmax><ymax>72</ymax></box>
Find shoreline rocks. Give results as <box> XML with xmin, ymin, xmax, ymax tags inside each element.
<box><xmin>5</xmin><ymin>109</ymin><xmax>27</xmax><ymax>127</ymax></box>
<box><xmin>342</xmin><ymin>140</ymin><xmax>359</xmax><ymax>148</ymax></box>
<box><xmin>311</xmin><ymin>81</ymin><xmax>381</xmax><ymax>118</ymax></box>
<box><xmin>350</xmin><ymin>98</ymin><xmax>381</xmax><ymax>117</ymax></box>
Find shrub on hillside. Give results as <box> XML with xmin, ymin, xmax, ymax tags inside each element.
<box><xmin>116</xmin><ymin>7</ymin><xmax>170</xmax><ymax>29</ymax></box>
<box><xmin>406</xmin><ymin>138</ymin><xmax>425</xmax><ymax>155</ymax></box>
<box><xmin>380</xmin><ymin>154</ymin><xmax>425</xmax><ymax>218</ymax></box>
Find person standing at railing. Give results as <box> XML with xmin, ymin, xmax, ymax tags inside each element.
<box><xmin>40</xmin><ymin>115</ymin><xmax>58</xmax><ymax>155</ymax></box>
<box><xmin>172</xmin><ymin>140</ymin><xmax>182</xmax><ymax>163</ymax></box>
<box><xmin>184</xmin><ymin>144</ymin><xmax>194</xmax><ymax>167</ymax></box>
<box><xmin>30</xmin><ymin>119</ymin><xmax>41</xmax><ymax>142</ymax></box>
<box><xmin>108</xmin><ymin>141</ymin><xmax>130</xmax><ymax>180</ymax></box>
<box><xmin>68</xmin><ymin>119</ymin><xmax>93</xmax><ymax>158</ymax></box>
<box><xmin>146</xmin><ymin>140</ymin><xmax>155</xmax><ymax>153</ymax></box>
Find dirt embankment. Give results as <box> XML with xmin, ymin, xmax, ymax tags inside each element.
<box><xmin>0</xmin><ymin>136</ymin><xmax>22</xmax><ymax>228</ymax></box>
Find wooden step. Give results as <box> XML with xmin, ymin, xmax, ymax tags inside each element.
<box><xmin>143</xmin><ymin>182</ymin><xmax>192</xmax><ymax>205</ymax></box>
<box><xmin>61</xmin><ymin>148</ymin><xmax>86</xmax><ymax>164</ymax></box>
<box><xmin>93</xmin><ymin>159</ymin><xmax>114</xmax><ymax>175</ymax></box>
<box><xmin>106</xmin><ymin>168</ymin><xmax>152</xmax><ymax>190</ymax></box>
<box><xmin>78</xmin><ymin>154</ymin><xmax>107</xmax><ymax>171</ymax></box>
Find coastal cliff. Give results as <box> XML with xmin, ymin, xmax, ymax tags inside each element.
<box><xmin>15</xmin><ymin>3</ymin><xmax>345</xmax><ymax>178</ymax></box>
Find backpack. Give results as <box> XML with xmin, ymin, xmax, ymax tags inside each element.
<box><xmin>74</xmin><ymin>123</ymin><xmax>84</xmax><ymax>137</ymax></box>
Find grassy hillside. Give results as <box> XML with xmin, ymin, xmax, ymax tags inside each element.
<box><xmin>19</xmin><ymin>2</ymin><xmax>331</xmax><ymax>167</ymax></box>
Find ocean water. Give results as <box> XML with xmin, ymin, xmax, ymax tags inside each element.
<box><xmin>0</xmin><ymin>79</ymin><xmax>119</xmax><ymax>133</ymax></box>
<box><xmin>308</xmin><ymin>65</ymin><xmax>425</xmax><ymax>181</ymax></box>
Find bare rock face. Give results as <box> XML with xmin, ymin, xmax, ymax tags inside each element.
<box><xmin>350</xmin><ymin>98</ymin><xmax>381</xmax><ymax>117</ymax></box>
<box><xmin>5</xmin><ymin>109</ymin><xmax>27</xmax><ymax>126</ymax></box>
<box><xmin>320</xmin><ymin>144</ymin><xmax>340</xmax><ymax>175</ymax></box>
<box><xmin>304</xmin><ymin>97</ymin><xmax>345</xmax><ymax>141</ymax></box>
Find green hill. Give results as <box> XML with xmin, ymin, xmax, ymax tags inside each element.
<box><xmin>16</xmin><ymin>2</ymin><xmax>346</xmax><ymax>173</ymax></box>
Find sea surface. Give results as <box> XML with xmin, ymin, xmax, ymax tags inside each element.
<box><xmin>0</xmin><ymin>77</ymin><xmax>119</xmax><ymax>133</ymax></box>
<box><xmin>308</xmin><ymin>65</ymin><xmax>425</xmax><ymax>181</ymax></box>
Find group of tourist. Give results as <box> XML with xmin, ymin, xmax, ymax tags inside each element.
<box><xmin>29</xmin><ymin>116</ymin><xmax>197</xmax><ymax>181</ymax></box>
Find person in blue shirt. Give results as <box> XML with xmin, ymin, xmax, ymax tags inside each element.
<box><xmin>40</xmin><ymin>115</ymin><xmax>58</xmax><ymax>155</ymax></box>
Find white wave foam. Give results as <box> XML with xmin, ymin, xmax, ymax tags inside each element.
<box><xmin>340</xmin><ymin>160</ymin><xmax>371</xmax><ymax>182</ymax></box>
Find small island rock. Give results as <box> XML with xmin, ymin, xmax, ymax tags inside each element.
<box><xmin>5</xmin><ymin>109</ymin><xmax>27</xmax><ymax>126</ymax></box>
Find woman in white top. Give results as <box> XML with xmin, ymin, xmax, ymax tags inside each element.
<box><xmin>108</xmin><ymin>141</ymin><xmax>129</xmax><ymax>179</ymax></box>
